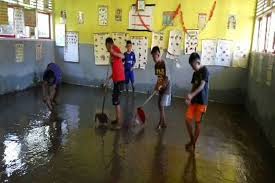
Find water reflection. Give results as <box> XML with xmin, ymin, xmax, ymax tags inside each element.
<box><xmin>182</xmin><ymin>153</ymin><xmax>198</xmax><ymax>183</ymax></box>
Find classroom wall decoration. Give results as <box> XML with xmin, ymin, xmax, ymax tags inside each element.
<box><xmin>0</xmin><ymin>1</ymin><xmax>8</xmax><ymax>25</ymax></box>
<box><xmin>60</xmin><ymin>10</ymin><xmax>67</xmax><ymax>24</ymax></box>
<box><xmin>131</xmin><ymin>36</ymin><xmax>148</xmax><ymax>69</ymax></box>
<box><xmin>77</xmin><ymin>11</ymin><xmax>84</xmax><ymax>24</ymax></box>
<box><xmin>185</xmin><ymin>29</ymin><xmax>199</xmax><ymax>55</ymax></box>
<box><xmin>36</xmin><ymin>42</ymin><xmax>43</xmax><ymax>61</ymax></box>
<box><xmin>94</xmin><ymin>33</ymin><xmax>110</xmax><ymax>65</ymax></box>
<box><xmin>15</xmin><ymin>43</ymin><xmax>24</xmax><ymax>63</ymax></box>
<box><xmin>128</xmin><ymin>5</ymin><xmax>154</xmax><ymax>31</ymax></box>
<box><xmin>201</xmin><ymin>39</ymin><xmax>217</xmax><ymax>65</ymax></box>
<box><xmin>162</xmin><ymin>11</ymin><xmax>174</xmax><ymax>26</ymax></box>
<box><xmin>64</xmin><ymin>32</ymin><xmax>79</xmax><ymax>63</ymax></box>
<box><xmin>137</xmin><ymin>0</ymin><xmax>145</xmax><ymax>11</ymax></box>
<box><xmin>115</xmin><ymin>8</ymin><xmax>122</xmax><ymax>22</ymax></box>
<box><xmin>151</xmin><ymin>32</ymin><xmax>165</xmax><ymax>56</ymax></box>
<box><xmin>24</xmin><ymin>9</ymin><xmax>36</xmax><ymax>27</ymax></box>
<box><xmin>14</xmin><ymin>8</ymin><xmax>25</xmax><ymax>35</ymax></box>
<box><xmin>198</xmin><ymin>13</ymin><xmax>207</xmax><ymax>30</ymax></box>
<box><xmin>167</xmin><ymin>30</ymin><xmax>183</xmax><ymax>59</ymax></box>
<box><xmin>227</xmin><ymin>15</ymin><xmax>236</xmax><ymax>30</ymax></box>
<box><xmin>111</xmin><ymin>32</ymin><xmax>129</xmax><ymax>53</ymax></box>
<box><xmin>55</xmin><ymin>24</ymin><xmax>65</xmax><ymax>46</ymax></box>
<box><xmin>232</xmin><ymin>42</ymin><xmax>249</xmax><ymax>68</ymax></box>
<box><xmin>215</xmin><ymin>40</ymin><xmax>233</xmax><ymax>67</ymax></box>
<box><xmin>98</xmin><ymin>5</ymin><xmax>108</xmax><ymax>26</ymax></box>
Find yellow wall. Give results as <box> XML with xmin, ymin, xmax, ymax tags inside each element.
<box><xmin>54</xmin><ymin>0</ymin><xmax>257</xmax><ymax>50</ymax></box>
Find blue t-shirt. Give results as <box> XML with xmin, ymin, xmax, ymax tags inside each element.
<box><xmin>123</xmin><ymin>52</ymin><xmax>136</xmax><ymax>71</ymax></box>
<box><xmin>43</xmin><ymin>63</ymin><xmax>62</xmax><ymax>85</ymax></box>
<box><xmin>191</xmin><ymin>66</ymin><xmax>209</xmax><ymax>105</ymax></box>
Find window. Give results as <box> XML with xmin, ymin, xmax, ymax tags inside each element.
<box><xmin>253</xmin><ymin>0</ymin><xmax>275</xmax><ymax>52</ymax></box>
<box><xmin>37</xmin><ymin>12</ymin><xmax>50</xmax><ymax>39</ymax></box>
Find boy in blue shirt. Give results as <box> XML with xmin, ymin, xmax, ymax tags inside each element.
<box><xmin>123</xmin><ymin>40</ymin><xmax>136</xmax><ymax>93</ymax></box>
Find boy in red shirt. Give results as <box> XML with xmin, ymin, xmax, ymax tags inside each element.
<box><xmin>105</xmin><ymin>38</ymin><xmax>125</xmax><ymax>129</ymax></box>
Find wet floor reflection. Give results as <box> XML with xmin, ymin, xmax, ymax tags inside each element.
<box><xmin>0</xmin><ymin>84</ymin><xmax>275</xmax><ymax>182</ymax></box>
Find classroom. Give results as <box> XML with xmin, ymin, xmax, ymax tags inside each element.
<box><xmin>0</xmin><ymin>0</ymin><xmax>275</xmax><ymax>182</ymax></box>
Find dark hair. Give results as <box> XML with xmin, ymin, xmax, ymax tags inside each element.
<box><xmin>189</xmin><ymin>52</ymin><xmax>201</xmax><ymax>65</ymax></box>
<box><xmin>43</xmin><ymin>70</ymin><xmax>55</xmax><ymax>82</ymax></box>
<box><xmin>105</xmin><ymin>37</ymin><xmax>114</xmax><ymax>45</ymax></box>
<box><xmin>126</xmin><ymin>40</ymin><xmax>132</xmax><ymax>45</ymax></box>
<box><xmin>151</xmin><ymin>46</ymin><xmax>160</xmax><ymax>54</ymax></box>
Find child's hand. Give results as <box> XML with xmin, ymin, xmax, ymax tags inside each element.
<box><xmin>186</xmin><ymin>93</ymin><xmax>193</xmax><ymax>101</ymax></box>
<box><xmin>185</xmin><ymin>99</ymin><xmax>191</xmax><ymax>105</ymax></box>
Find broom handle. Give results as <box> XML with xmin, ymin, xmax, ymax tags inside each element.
<box><xmin>142</xmin><ymin>91</ymin><xmax>157</xmax><ymax>107</ymax></box>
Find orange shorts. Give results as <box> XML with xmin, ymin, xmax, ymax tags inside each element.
<box><xmin>185</xmin><ymin>104</ymin><xmax>207</xmax><ymax>123</ymax></box>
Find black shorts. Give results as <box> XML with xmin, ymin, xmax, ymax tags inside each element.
<box><xmin>112</xmin><ymin>81</ymin><xmax>124</xmax><ymax>105</ymax></box>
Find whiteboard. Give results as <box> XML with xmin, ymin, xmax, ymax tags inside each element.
<box><xmin>64</xmin><ymin>32</ymin><xmax>79</xmax><ymax>63</ymax></box>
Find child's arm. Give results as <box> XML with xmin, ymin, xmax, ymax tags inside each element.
<box><xmin>42</xmin><ymin>81</ymin><xmax>48</xmax><ymax>101</ymax></box>
<box><xmin>188</xmin><ymin>81</ymin><xmax>206</xmax><ymax>100</ymax></box>
<box><xmin>110</xmin><ymin>49</ymin><xmax>125</xmax><ymax>59</ymax></box>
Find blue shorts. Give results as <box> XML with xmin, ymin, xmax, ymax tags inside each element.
<box><xmin>125</xmin><ymin>71</ymin><xmax>134</xmax><ymax>84</ymax></box>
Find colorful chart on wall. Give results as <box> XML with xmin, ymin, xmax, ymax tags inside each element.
<box><xmin>131</xmin><ymin>36</ymin><xmax>148</xmax><ymax>70</ymax></box>
<box><xmin>167</xmin><ymin>30</ymin><xmax>183</xmax><ymax>59</ymax></box>
<box><xmin>64</xmin><ymin>32</ymin><xmax>79</xmax><ymax>63</ymax></box>
<box><xmin>14</xmin><ymin>8</ymin><xmax>25</xmax><ymax>35</ymax></box>
<box><xmin>98</xmin><ymin>5</ymin><xmax>108</xmax><ymax>26</ymax></box>
<box><xmin>55</xmin><ymin>24</ymin><xmax>66</xmax><ymax>46</ymax></box>
<box><xmin>185</xmin><ymin>29</ymin><xmax>199</xmax><ymax>55</ymax></box>
<box><xmin>201</xmin><ymin>39</ymin><xmax>217</xmax><ymax>65</ymax></box>
<box><xmin>215</xmin><ymin>40</ymin><xmax>233</xmax><ymax>67</ymax></box>
<box><xmin>128</xmin><ymin>5</ymin><xmax>154</xmax><ymax>31</ymax></box>
<box><xmin>15</xmin><ymin>43</ymin><xmax>24</xmax><ymax>63</ymax></box>
<box><xmin>0</xmin><ymin>1</ymin><xmax>8</xmax><ymax>25</ymax></box>
<box><xmin>265</xmin><ymin>54</ymin><xmax>273</xmax><ymax>86</ymax></box>
<box><xmin>24</xmin><ymin>9</ymin><xmax>36</xmax><ymax>27</ymax></box>
<box><xmin>111</xmin><ymin>32</ymin><xmax>129</xmax><ymax>53</ymax></box>
<box><xmin>232</xmin><ymin>42</ymin><xmax>249</xmax><ymax>68</ymax></box>
<box><xmin>94</xmin><ymin>33</ymin><xmax>110</xmax><ymax>65</ymax></box>
<box><xmin>36</xmin><ymin>42</ymin><xmax>43</xmax><ymax>61</ymax></box>
<box><xmin>151</xmin><ymin>32</ymin><xmax>165</xmax><ymax>56</ymax></box>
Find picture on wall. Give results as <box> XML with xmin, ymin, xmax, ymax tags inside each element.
<box><xmin>78</xmin><ymin>11</ymin><xmax>84</xmax><ymax>24</ymax></box>
<box><xmin>94</xmin><ymin>33</ymin><xmax>110</xmax><ymax>65</ymax></box>
<box><xmin>24</xmin><ymin>9</ymin><xmax>36</xmax><ymax>27</ymax></box>
<box><xmin>227</xmin><ymin>15</ymin><xmax>236</xmax><ymax>30</ymax></box>
<box><xmin>115</xmin><ymin>8</ymin><xmax>122</xmax><ymax>22</ymax></box>
<box><xmin>98</xmin><ymin>5</ymin><xmax>108</xmax><ymax>26</ymax></box>
<box><xmin>198</xmin><ymin>13</ymin><xmax>207</xmax><ymax>30</ymax></box>
<box><xmin>14</xmin><ymin>8</ymin><xmax>25</xmax><ymax>35</ymax></box>
<box><xmin>15</xmin><ymin>43</ymin><xmax>24</xmax><ymax>63</ymax></box>
<box><xmin>0</xmin><ymin>1</ymin><xmax>8</xmax><ymax>25</ymax></box>
<box><xmin>151</xmin><ymin>32</ymin><xmax>165</xmax><ymax>56</ymax></box>
<box><xmin>128</xmin><ymin>5</ymin><xmax>155</xmax><ymax>31</ymax></box>
<box><xmin>162</xmin><ymin>11</ymin><xmax>174</xmax><ymax>26</ymax></box>
<box><xmin>64</xmin><ymin>32</ymin><xmax>79</xmax><ymax>63</ymax></box>
<box><xmin>167</xmin><ymin>30</ymin><xmax>183</xmax><ymax>59</ymax></box>
<box><xmin>36</xmin><ymin>42</ymin><xmax>43</xmax><ymax>61</ymax></box>
<box><xmin>185</xmin><ymin>29</ymin><xmax>199</xmax><ymax>55</ymax></box>
<box><xmin>215</xmin><ymin>40</ymin><xmax>233</xmax><ymax>67</ymax></box>
<box><xmin>60</xmin><ymin>10</ymin><xmax>67</xmax><ymax>24</ymax></box>
<box><xmin>131</xmin><ymin>36</ymin><xmax>148</xmax><ymax>70</ymax></box>
<box><xmin>137</xmin><ymin>0</ymin><xmax>145</xmax><ymax>11</ymax></box>
<box><xmin>232</xmin><ymin>42</ymin><xmax>249</xmax><ymax>68</ymax></box>
<box><xmin>111</xmin><ymin>32</ymin><xmax>129</xmax><ymax>53</ymax></box>
<box><xmin>201</xmin><ymin>39</ymin><xmax>217</xmax><ymax>66</ymax></box>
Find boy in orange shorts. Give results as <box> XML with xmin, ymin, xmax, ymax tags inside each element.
<box><xmin>185</xmin><ymin>52</ymin><xmax>209</xmax><ymax>151</ymax></box>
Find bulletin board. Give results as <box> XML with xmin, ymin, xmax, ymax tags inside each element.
<box><xmin>215</xmin><ymin>40</ymin><xmax>233</xmax><ymax>67</ymax></box>
<box><xmin>167</xmin><ymin>30</ymin><xmax>183</xmax><ymax>60</ymax></box>
<box><xmin>64</xmin><ymin>32</ymin><xmax>79</xmax><ymax>63</ymax></box>
<box><xmin>201</xmin><ymin>39</ymin><xmax>217</xmax><ymax>66</ymax></box>
<box><xmin>94</xmin><ymin>33</ymin><xmax>110</xmax><ymax>65</ymax></box>
<box><xmin>151</xmin><ymin>32</ymin><xmax>165</xmax><ymax>56</ymax></box>
<box><xmin>111</xmin><ymin>32</ymin><xmax>129</xmax><ymax>53</ymax></box>
<box><xmin>131</xmin><ymin>36</ymin><xmax>148</xmax><ymax>70</ymax></box>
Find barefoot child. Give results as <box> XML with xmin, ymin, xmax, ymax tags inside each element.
<box><xmin>123</xmin><ymin>40</ymin><xmax>136</xmax><ymax>93</ymax></box>
<box><xmin>151</xmin><ymin>46</ymin><xmax>171</xmax><ymax>130</ymax></box>
<box><xmin>185</xmin><ymin>53</ymin><xmax>209</xmax><ymax>151</ymax></box>
<box><xmin>42</xmin><ymin>63</ymin><xmax>62</xmax><ymax>110</ymax></box>
<box><xmin>105</xmin><ymin>37</ymin><xmax>125</xmax><ymax>129</ymax></box>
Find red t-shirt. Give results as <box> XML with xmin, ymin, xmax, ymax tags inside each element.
<box><xmin>111</xmin><ymin>45</ymin><xmax>125</xmax><ymax>82</ymax></box>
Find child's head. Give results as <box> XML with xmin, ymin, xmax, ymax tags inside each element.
<box><xmin>43</xmin><ymin>70</ymin><xmax>55</xmax><ymax>85</ymax></box>
<box><xmin>105</xmin><ymin>37</ymin><xmax>114</xmax><ymax>52</ymax></box>
<box><xmin>189</xmin><ymin>52</ymin><xmax>201</xmax><ymax>71</ymax></box>
<box><xmin>151</xmin><ymin>46</ymin><xmax>161</xmax><ymax>63</ymax></box>
<box><xmin>126</xmin><ymin>40</ymin><xmax>132</xmax><ymax>52</ymax></box>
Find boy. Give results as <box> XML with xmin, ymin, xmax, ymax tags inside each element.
<box><xmin>185</xmin><ymin>52</ymin><xmax>209</xmax><ymax>151</ymax></box>
<box><xmin>42</xmin><ymin>63</ymin><xmax>62</xmax><ymax>110</ymax></box>
<box><xmin>151</xmin><ymin>46</ymin><xmax>171</xmax><ymax>130</ymax></box>
<box><xmin>123</xmin><ymin>40</ymin><xmax>136</xmax><ymax>93</ymax></box>
<box><xmin>105</xmin><ymin>37</ymin><xmax>125</xmax><ymax>129</ymax></box>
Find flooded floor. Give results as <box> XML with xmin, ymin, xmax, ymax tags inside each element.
<box><xmin>0</xmin><ymin>84</ymin><xmax>275</xmax><ymax>183</ymax></box>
